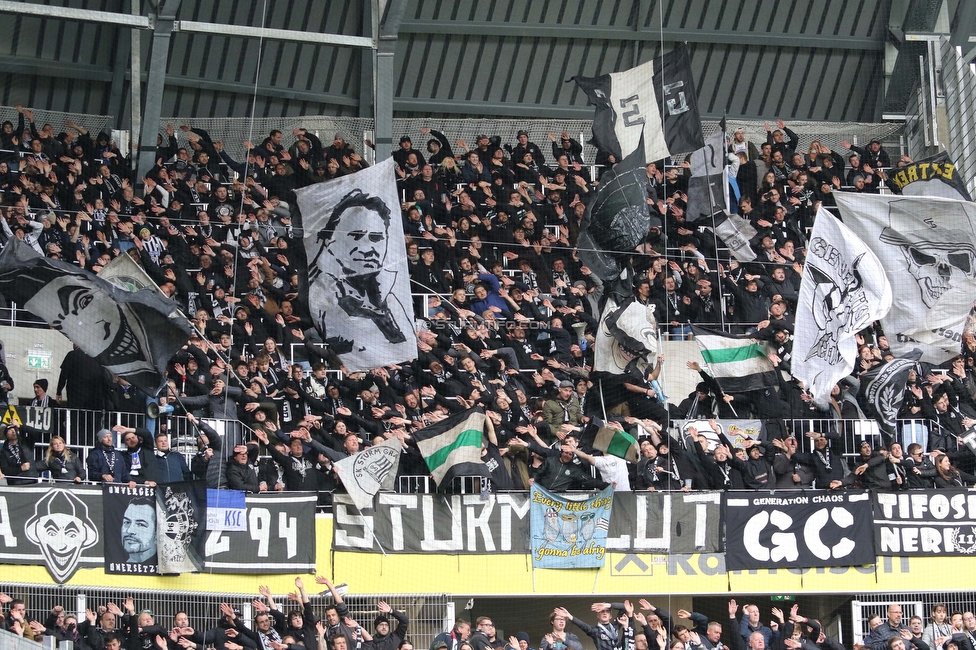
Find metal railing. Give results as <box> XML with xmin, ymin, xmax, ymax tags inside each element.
<box><xmin>0</xmin><ymin>583</ymin><xmax>454</xmax><ymax>650</ymax></box>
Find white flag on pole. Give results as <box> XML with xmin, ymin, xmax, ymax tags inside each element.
<box><xmin>333</xmin><ymin>437</ymin><xmax>402</xmax><ymax>511</ymax></box>
<box><xmin>793</xmin><ymin>207</ymin><xmax>892</xmax><ymax>403</ymax></box>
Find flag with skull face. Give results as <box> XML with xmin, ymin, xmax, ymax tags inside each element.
<box><xmin>835</xmin><ymin>193</ymin><xmax>976</xmax><ymax>364</ymax></box>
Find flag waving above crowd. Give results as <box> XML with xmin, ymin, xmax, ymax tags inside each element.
<box><xmin>296</xmin><ymin>159</ymin><xmax>417</xmax><ymax>372</ymax></box>
<box><xmin>691</xmin><ymin>326</ymin><xmax>778</xmax><ymax>393</ymax></box>
<box><xmin>0</xmin><ymin>238</ymin><xmax>191</xmax><ymax>394</ymax></box>
<box><xmin>834</xmin><ymin>193</ymin><xmax>976</xmax><ymax>363</ymax></box>
<box><xmin>794</xmin><ymin>208</ymin><xmax>892</xmax><ymax>404</ymax></box>
<box><xmin>573</xmin><ymin>44</ymin><xmax>704</xmax><ymax>164</ymax></box>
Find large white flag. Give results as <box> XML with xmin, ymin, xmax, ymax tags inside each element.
<box><xmin>296</xmin><ymin>158</ymin><xmax>416</xmax><ymax>371</ymax></box>
<box><xmin>834</xmin><ymin>193</ymin><xmax>976</xmax><ymax>363</ymax></box>
<box><xmin>793</xmin><ymin>207</ymin><xmax>891</xmax><ymax>403</ymax></box>
<box><xmin>332</xmin><ymin>437</ymin><xmax>402</xmax><ymax>511</ymax></box>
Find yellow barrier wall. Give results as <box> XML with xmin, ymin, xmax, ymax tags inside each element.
<box><xmin>3</xmin><ymin>515</ymin><xmax>970</xmax><ymax>596</ymax></box>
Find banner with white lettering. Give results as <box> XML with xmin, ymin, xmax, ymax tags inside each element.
<box><xmin>202</xmin><ymin>493</ymin><xmax>316</xmax><ymax>573</ymax></box>
<box><xmin>0</xmin><ymin>486</ymin><xmax>103</xmax><ymax>584</ymax></box>
<box><xmin>332</xmin><ymin>491</ymin><xmax>720</xmax><ymax>554</ymax></box>
<box><xmin>874</xmin><ymin>490</ymin><xmax>976</xmax><ymax>555</ymax></box>
<box><xmin>104</xmin><ymin>485</ymin><xmax>158</xmax><ymax>575</ymax></box>
<box><xmin>723</xmin><ymin>490</ymin><xmax>875</xmax><ymax>570</ymax></box>
<box><xmin>530</xmin><ymin>484</ymin><xmax>613</xmax><ymax>568</ymax></box>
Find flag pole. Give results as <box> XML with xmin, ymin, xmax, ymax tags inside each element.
<box><xmin>704</xmin><ymin>118</ymin><xmax>728</xmax><ymax>333</ymax></box>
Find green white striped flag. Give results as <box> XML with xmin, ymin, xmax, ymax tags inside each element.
<box><xmin>691</xmin><ymin>326</ymin><xmax>778</xmax><ymax>393</ymax></box>
<box><xmin>413</xmin><ymin>407</ymin><xmax>489</xmax><ymax>487</ymax></box>
<box><xmin>582</xmin><ymin>423</ymin><xmax>640</xmax><ymax>463</ymax></box>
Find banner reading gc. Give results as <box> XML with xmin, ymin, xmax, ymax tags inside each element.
<box><xmin>530</xmin><ymin>484</ymin><xmax>613</xmax><ymax>568</ymax></box>
<box><xmin>724</xmin><ymin>491</ymin><xmax>875</xmax><ymax>570</ymax></box>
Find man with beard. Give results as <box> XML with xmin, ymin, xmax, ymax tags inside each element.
<box><xmin>370</xmin><ymin>601</ymin><xmax>409</xmax><ymax>650</ymax></box>
<box><xmin>87</xmin><ymin>429</ymin><xmax>130</xmax><ymax>483</ymax></box>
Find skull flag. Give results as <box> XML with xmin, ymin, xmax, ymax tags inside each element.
<box><xmin>834</xmin><ymin>193</ymin><xmax>976</xmax><ymax>364</ymax></box>
<box><xmin>0</xmin><ymin>238</ymin><xmax>192</xmax><ymax>393</ymax></box>
<box><xmin>793</xmin><ymin>208</ymin><xmax>891</xmax><ymax>405</ymax></box>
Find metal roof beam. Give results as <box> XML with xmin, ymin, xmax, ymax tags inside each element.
<box><xmin>174</xmin><ymin>20</ymin><xmax>373</xmax><ymax>48</ymax></box>
<box><xmin>397</xmin><ymin>21</ymin><xmax>885</xmax><ymax>51</ymax></box>
<box><xmin>0</xmin><ymin>55</ymin><xmax>112</xmax><ymax>82</ymax></box>
<box><xmin>164</xmin><ymin>76</ymin><xmax>360</xmax><ymax>107</ymax></box>
<box><xmin>0</xmin><ymin>0</ymin><xmax>150</xmax><ymax>27</ymax></box>
<box><xmin>392</xmin><ymin>98</ymin><xmax>759</xmax><ymax>122</ymax></box>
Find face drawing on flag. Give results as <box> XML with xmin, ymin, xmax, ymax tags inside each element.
<box><xmin>596</xmin><ymin>298</ymin><xmax>658</xmax><ymax>373</ymax></box>
<box><xmin>25</xmin><ymin>489</ymin><xmax>99</xmax><ymax>583</ymax></box>
<box><xmin>879</xmin><ymin>201</ymin><xmax>976</xmax><ymax>308</ymax></box>
<box><xmin>23</xmin><ymin>275</ymin><xmax>154</xmax><ymax>376</ymax></box>
<box><xmin>309</xmin><ymin>189</ymin><xmax>408</xmax><ymax>346</ymax></box>
<box><xmin>805</xmin><ymin>253</ymin><xmax>867</xmax><ymax>365</ymax></box>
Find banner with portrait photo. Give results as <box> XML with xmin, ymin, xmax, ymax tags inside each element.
<box><xmin>296</xmin><ymin>159</ymin><xmax>416</xmax><ymax>372</ymax></box>
<box><xmin>530</xmin><ymin>484</ymin><xmax>614</xmax><ymax>569</ymax></box>
<box><xmin>103</xmin><ymin>485</ymin><xmax>158</xmax><ymax>575</ymax></box>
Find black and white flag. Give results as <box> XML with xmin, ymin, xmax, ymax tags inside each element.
<box><xmin>835</xmin><ymin>193</ymin><xmax>976</xmax><ymax>363</ymax></box>
<box><xmin>593</xmin><ymin>296</ymin><xmax>658</xmax><ymax>375</ymax></box>
<box><xmin>573</xmin><ymin>44</ymin><xmax>703</xmax><ymax>164</ymax></box>
<box><xmin>333</xmin><ymin>437</ymin><xmax>401</xmax><ymax>511</ymax></box>
<box><xmin>0</xmin><ymin>239</ymin><xmax>191</xmax><ymax>393</ymax></box>
<box><xmin>794</xmin><ymin>208</ymin><xmax>891</xmax><ymax>404</ymax></box>
<box><xmin>857</xmin><ymin>353</ymin><xmax>921</xmax><ymax>438</ymax></box>
<box><xmin>712</xmin><ymin>211</ymin><xmax>758</xmax><ymax>262</ymax></box>
<box><xmin>296</xmin><ymin>159</ymin><xmax>416</xmax><ymax>372</ymax></box>
<box><xmin>686</xmin><ymin>127</ymin><xmax>730</xmax><ymax>222</ymax></box>
<box><xmin>156</xmin><ymin>481</ymin><xmax>206</xmax><ymax>574</ymax></box>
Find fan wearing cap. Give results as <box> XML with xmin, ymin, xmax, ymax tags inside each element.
<box><xmin>0</xmin><ymin>421</ymin><xmax>39</xmax><ymax>484</ymax></box>
<box><xmin>393</xmin><ymin>135</ymin><xmax>425</xmax><ymax>171</ymax></box>
<box><xmin>86</xmin><ymin>428</ymin><xmax>130</xmax><ymax>484</ymax></box>
<box><xmin>371</xmin><ymin>600</ymin><xmax>409</xmax><ymax>650</ymax></box>
<box><xmin>507</xmin><ymin>130</ymin><xmax>546</xmax><ymax>167</ymax></box>
<box><xmin>29</xmin><ymin>378</ymin><xmax>50</xmax><ymax>408</ymax></box>
<box><xmin>418</xmin><ymin>127</ymin><xmax>454</xmax><ymax>166</ymax></box>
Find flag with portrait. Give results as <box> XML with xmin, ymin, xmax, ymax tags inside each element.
<box><xmin>296</xmin><ymin>159</ymin><xmax>416</xmax><ymax>372</ymax></box>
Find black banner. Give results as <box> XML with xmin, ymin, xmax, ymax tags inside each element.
<box><xmin>874</xmin><ymin>490</ymin><xmax>976</xmax><ymax>555</ymax></box>
<box><xmin>103</xmin><ymin>485</ymin><xmax>158</xmax><ymax>575</ymax></box>
<box><xmin>724</xmin><ymin>490</ymin><xmax>876</xmax><ymax>570</ymax></box>
<box><xmin>0</xmin><ymin>486</ymin><xmax>103</xmax><ymax>583</ymax></box>
<box><xmin>332</xmin><ymin>491</ymin><xmax>721</xmax><ymax>554</ymax></box>
<box><xmin>202</xmin><ymin>493</ymin><xmax>316</xmax><ymax>573</ymax></box>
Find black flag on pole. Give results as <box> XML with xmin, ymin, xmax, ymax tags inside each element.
<box><xmin>0</xmin><ymin>239</ymin><xmax>192</xmax><ymax>393</ymax></box>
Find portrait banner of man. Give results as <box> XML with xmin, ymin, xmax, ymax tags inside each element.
<box><xmin>296</xmin><ymin>158</ymin><xmax>417</xmax><ymax>372</ymax></box>
<box><xmin>102</xmin><ymin>484</ymin><xmax>158</xmax><ymax>575</ymax></box>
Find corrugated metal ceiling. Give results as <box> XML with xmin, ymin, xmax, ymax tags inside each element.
<box><xmin>0</xmin><ymin>0</ymin><xmax>897</xmax><ymax>123</ymax></box>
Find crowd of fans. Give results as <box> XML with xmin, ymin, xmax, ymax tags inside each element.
<box><xmin>7</xmin><ymin>586</ymin><xmax>976</xmax><ymax>650</ymax></box>
<box><xmin>0</xmin><ymin>106</ymin><xmax>973</xmax><ymax>499</ymax></box>
<box><xmin>0</xmin><ymin>576</ymin><xmax>410</xmax><ymax>649</ymax></box>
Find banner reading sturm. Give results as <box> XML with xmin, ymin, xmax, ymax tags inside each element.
<box><xmin>724</xmin><ymin>490</ymin><xmax>875</xmax><ymax>570</ymax></box>
<box><xmin>530</xmin><ymin>484</ymin><xmax>614</xmax><ymax>568</ymax></box>
<box><xmin>332</xmin><ymin>492</ymin><xmax>720</xmax><ymax>554</ymax></box>
<box><xmin>874</xmin><ymin>490</ymin><xmax>976</xmax><ymax>556</ymax></box>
